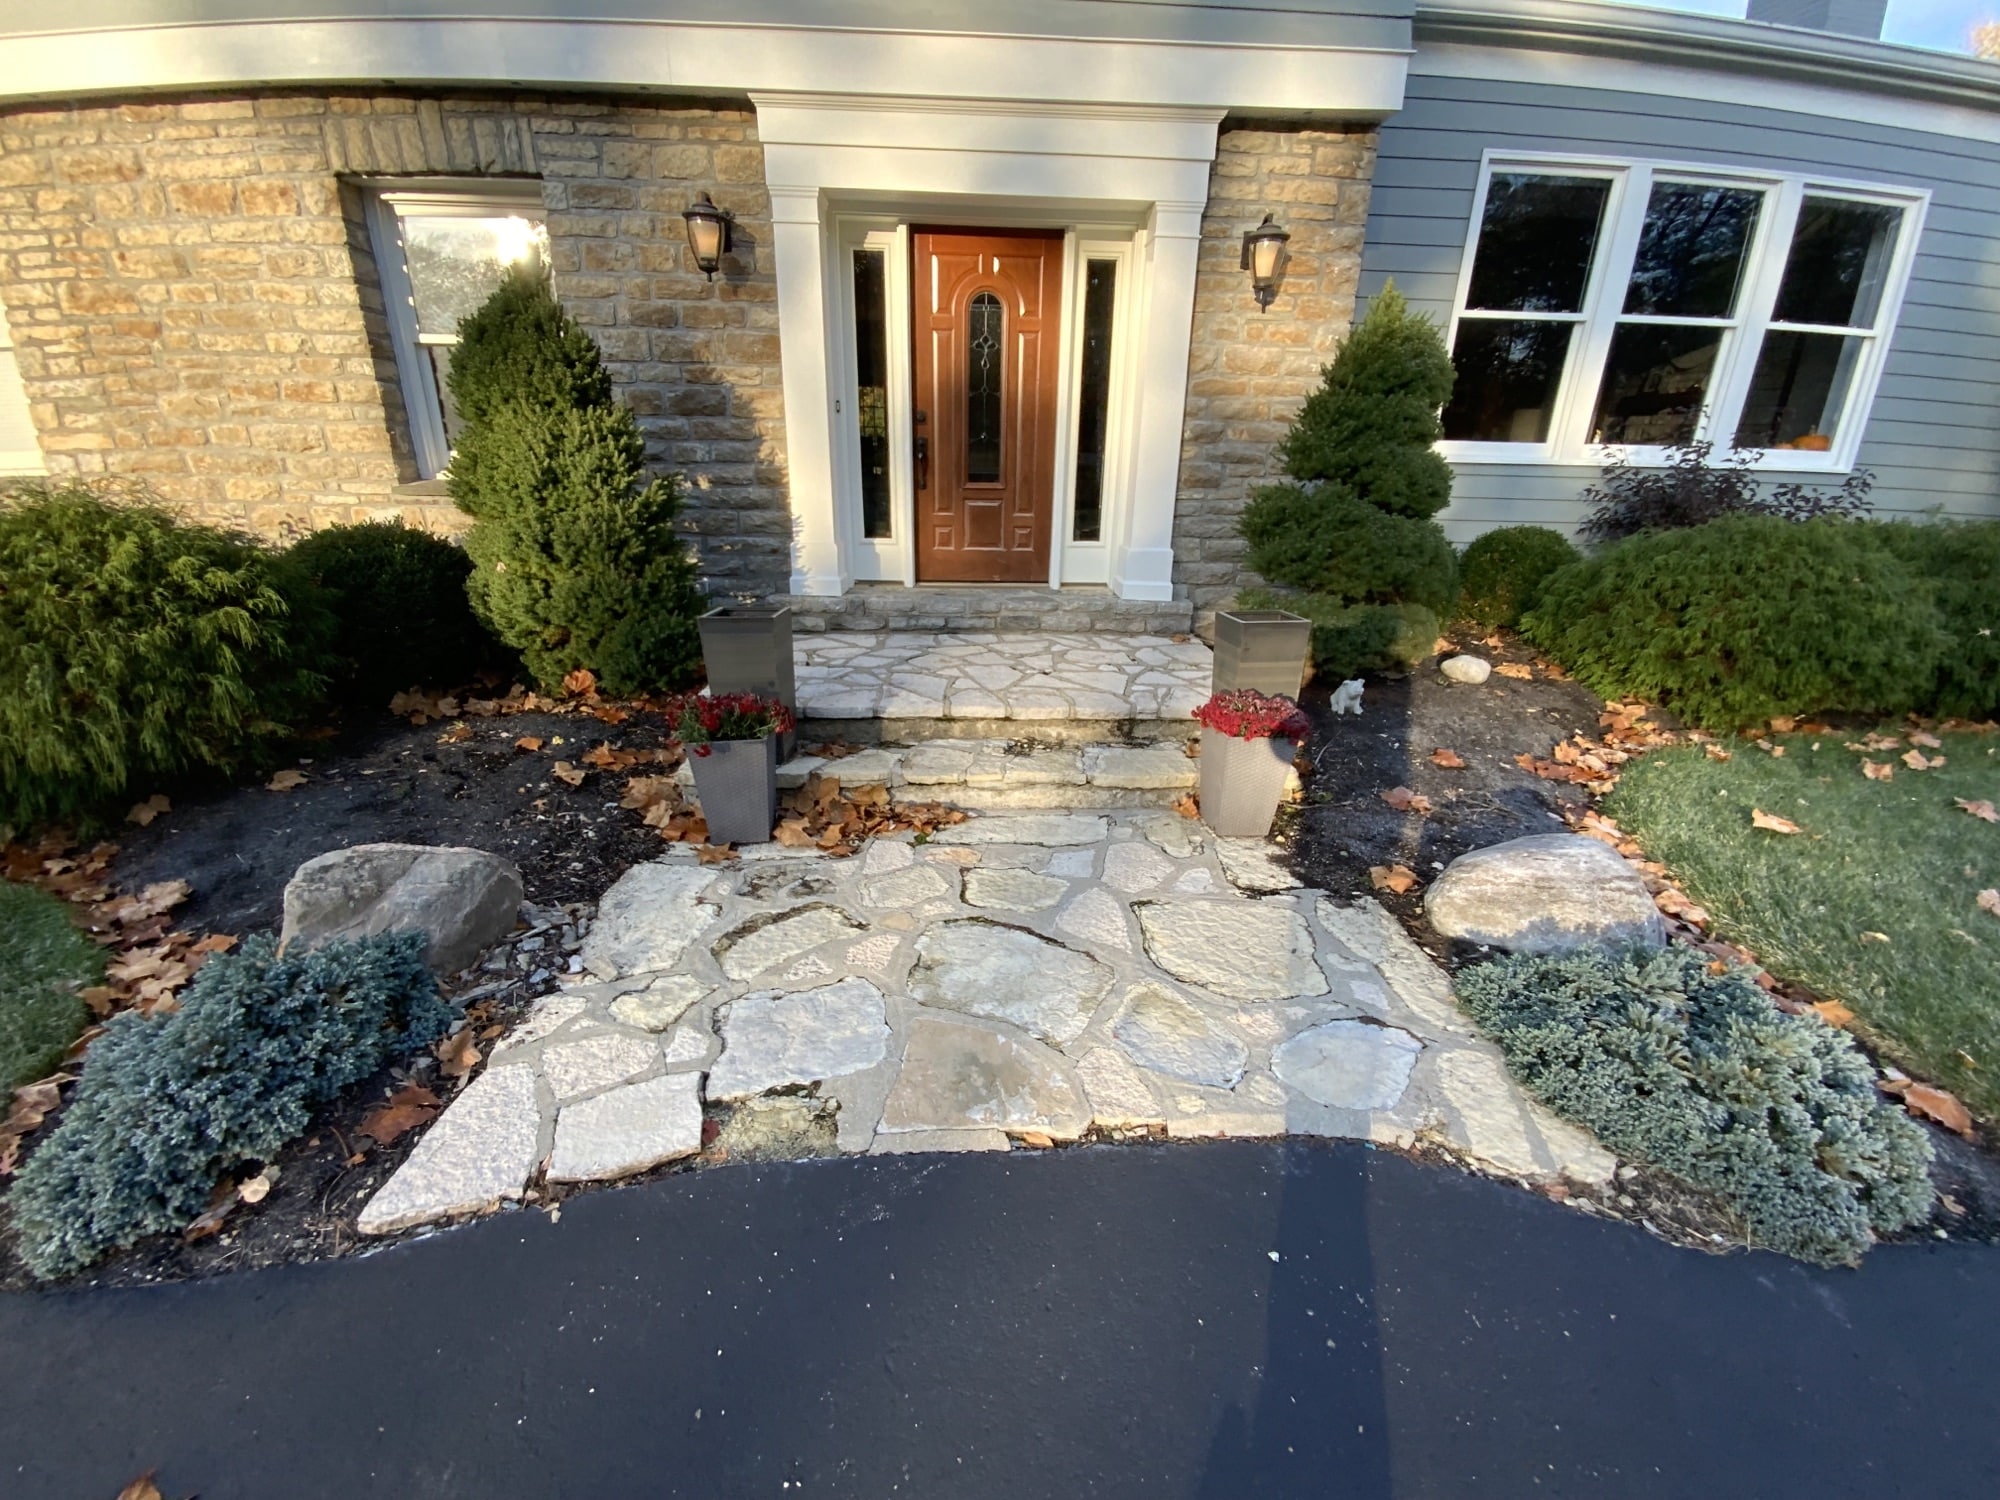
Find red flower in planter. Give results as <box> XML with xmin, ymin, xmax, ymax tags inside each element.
<box><xmin>1193</xmin><ymin>688</ymin><xmax>1310</xmax><ymax>743</ymax></box>
<box><xmin>665</xmin><ymin>691</ymin><xmax>794</xmax><ymax>754</ymax></box>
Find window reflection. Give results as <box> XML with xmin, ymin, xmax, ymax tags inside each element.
<box><xmin>1072</xmin><ymin>260</ymin><xmax>1116</xmax><ymax>541</ymax></box>
<box><xmin>852</xmin><ymin>249</ymin><xmax>892</xmax><ymax>539</ymax></box>
<box><xmin>1591</xmin><ymin>325</ymin><xmax>1723</xmax><ymax>445</ymax></box>
<box><xmin>966</xmin><ymin>291</ymin><xmax>1003</xmax><ymax>485</ymax></box>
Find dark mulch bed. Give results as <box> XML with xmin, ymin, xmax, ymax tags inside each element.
<box><xmin>115</xmin><ymin>705</ymin><xmax>674</xmax><ymax>937</ymax></box>
<box><xmin>1286</xmin><ymin>639</ymin><xmax>1606</xmax><ymax>966</ymax></box>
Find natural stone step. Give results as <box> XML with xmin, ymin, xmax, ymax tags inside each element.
<box><xmin>675</xmin><ymin>737</ymin><xmax>1305</xmax><ymax>813</ymax></box>
<box><xmin>777</xmin><ymin>586</ymin><xmax>1193</xmax><ymax>636</ymax></box>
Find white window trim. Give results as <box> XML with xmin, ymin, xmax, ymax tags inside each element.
<box><xmin>362</xmin><ymin>179</ymin><xmax>547</xmax><ymax>481</ymax></box>
<box><xmin>1439</xmin><ymin>150</ymin><xmax>1930</xmax><ymax>474</ymax></box>
<box><xmin>0</xmin><ymin>317</ymin><xmax>44</xmax><ymax>477</ymax></box>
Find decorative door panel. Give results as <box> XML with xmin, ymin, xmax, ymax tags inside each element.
<box><xmin>912</xmin><ymin>229</ymin><xmax>1062</xmax><ymax>583</ymax></box>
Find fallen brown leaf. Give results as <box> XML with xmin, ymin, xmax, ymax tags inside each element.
<box><xmin>266</xmin><ymin>768</ymin><xmax>308</xmax><ymax>792</ymax></box>
<box><xmin>1956</xmin><ymin>797</ymin><xmax>1999</xmax><ymax>824</ymax></box>
<box><xmin>515</xmin><ymin>736</ymin><xmax>545</xmax><ymax>753</ymax></box>
<box><xmin>1909</xmin><ymin>730</ymin><xmax>1944</xmax><ymax>749</ymax></box>
<box><xmin>1751</xmin><ymin>808</ymin><xmax>1804</xmax><ymax>834</ymax></box>
<box><xmin>358</xmin><ymin>1084</ymin><xmax>441</xmax><ymax>1146</ymax></box>
<box><xmin>1380</xmin><ymin>786</ymin><xmax>1433</xmax><ymax>815</ymax></box>
<box><xmin>1903</xmin><ymin>1082</ymin><xmax>1976</xmax><ymax>1139</ymax></box>
<box><xmin>551</xmin><ymin>761</ymin><xmax>587</xmax><ymax>788</ymax></box>
<box><xmin>125</xmin><ymin>794</ymin><xmax>171</xmax><ymax>827</ymax></box>
<box><xmin>116</xmin><ymin>1471</ymin><xmax>164</xmax><ymax>1500</ymax></box>
<box><xmin>1494</xmin><ymin>662</ymin><xmax>1533</xmax><ymax>680</ymax></box>
<box><xmin>562</xmin><ymin>667</ymin><xmax>598</xmax><ymax>697</ymax></box>
<box><xmin>1901</xmin><ymin>749</ymin><xmax>1944</xmax><ymax>771</ymax></box>
<box><xmin>190</xmin><ymin>932</ymin><xmax>238</xmax><ymax>955</ymax></box>
<box><xmin>1015</xmin><ymin>1130</ymin><xmax>1056</xmax><ymax>1149</ymax></box>
<box><xmin>1171</xmin><ymin>793</ymin><xmax>1200</xmax><ymax>820</ymax></box>
<box><xmin>1429</xmin><ymin>748</ymin><xmax>1467</xmax><ymax>769</ymax></box>
<box><xmin>1769</xmin><ymin>716</ymin><xmax>1798</xmax><ymax>733</ymax></box>
<box><xmin>696</xmin><ymin>843</ymin><xmax>736</xmax><ymax>864</ymax></box>
<box><xmin>1978</xmin><ymin>889</ymin><xmax>2000</xmax><ymax>919</ymax></box>
<box><xmin>436</xmin><ymin>1029</ymin><xmax>482</xmax><ymax>1079</ymax></box>
<box><xmin>1369</xmin><ymin>864</ymin><xmax>1419</xmax><ymax>895</ymax></box>
<box><xmin>1861</xmin><ymin>759</ymin><xmax>1894</xmax><ymax>782</ymax></box>
<box><xmin>1809</xmin><ymin>1000</ymin><xmax>1855</xmax><ymax>1028</ymax></box>
<box><xmin>237</xmin><ymin>1171</ymin><xmax>274</xmax><ymax>1205</ymax></box>
<box><xmin>1704</xmin><ymin>744</ymin><xmax>1732</xmax><ymax>762</ymax></box>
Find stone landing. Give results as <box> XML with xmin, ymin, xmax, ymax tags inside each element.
<box><xmin>359</xmin><ymin>814</ymin><xmax>1618</xmax><ymax>1236</ymax></box>
<box><xmin>780</xmin><ymin>585</ymin><xmax>1193</xmax><ymax>636</ymax></box>
<box><xmin>794</xmin><ymin>631</ymin><xmax>1212</xmax><ymax>742</ymax></box>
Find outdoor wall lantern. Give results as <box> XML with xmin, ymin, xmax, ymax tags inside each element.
<box><xmin>682</xmin><ymin>192</ymin><xmax>733</xmax><ymax>280</ymax></box>
<box><xmin>1241</xmin><ymin>214</ymin><xmax>1291</xmax><ymax>312</ymax></box>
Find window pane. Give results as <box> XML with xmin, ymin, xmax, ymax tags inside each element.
<box><xmin>1773</xmin><ymin>198</ymin><xmax>1900</xmax><ymax>329</ymax></box>
<box><xmin>1733</xmin><ymin>330</ymin><xmax>1863</xmax><ymax>450</ymax></box>
<box><xmin>966</xmin><ymin>291</ymin><xmax>1003</xmax><ymax>485</ymax></box>
<box><xmin>1590</xmin><ymin>324</ymin><xmax>1724</xmax><ymax>444</ymax></box>
<box><xmin>401</xmin><ymin>214</ymin><xmax>548</xmax><ymax>335</ymax></box>
<box><xmin>852</xmin><ymin>248</ymin><xmax>892</xmax><ymax>540</ymax></box>
<box><xmin>1465</xmin><ymin>173</ymin><xmax>1611</xmax><ymax>314</ymax></box>
<box><xmin>1623</xmin><ymin>183</ymin><xmax>1762</xmax><ymax>319</ymax></box>
<box><xmin>1442</xmin><ymin>320</ymin><xmax>1575</xmax><ymax>442</ymax></box>
<box><xmin>1072</xmin><ymin>259</ymin><xmax>1116</xmax><ymax>541</ymax></box>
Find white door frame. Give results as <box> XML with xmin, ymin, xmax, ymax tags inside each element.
<box><xmin>756</xmin><ymin>91</ymin><xmax>1219</xmax><ymax>601</ymax></box>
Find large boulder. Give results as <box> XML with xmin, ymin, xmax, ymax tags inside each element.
<box><xmin>1425</xmin><ymin>834</ymin><xmax>1664</xmax><ymax>955</ymax></box>
<box><xmin>281</xmin><ymin>843</ymin><xmax>524</xmax><ymax>974</ymax></box>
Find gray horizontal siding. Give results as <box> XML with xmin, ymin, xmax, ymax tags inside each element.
<box><xmin>1360</xmin><ymin>69</ymin><xmax>2000</xmax><ymax>533</ymax></box>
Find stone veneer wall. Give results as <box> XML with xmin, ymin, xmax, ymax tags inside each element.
<box><xmin>0</xmin><ymin>92</ymin><xmax>789</xmax><ymax>596</ymax></box>
<box><xmin>1172</xmin><ymin>121</ymin><xmax>1378</xmax><ymax>615</ymax></box>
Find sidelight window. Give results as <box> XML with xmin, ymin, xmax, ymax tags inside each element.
<box><xmin>1071</xmin><ymin>259</ymin><xmax>1117</xmax><ymax>542</ymax></box>
<box><xmin>1441</xmin><ymin>156</ymin><xmax>1924</xmax><ymax>469</ymax></box>
<box><xmin>851</xmin><ymin>248</ymin><xmax>893</xmax><ymax>539</ymax></box>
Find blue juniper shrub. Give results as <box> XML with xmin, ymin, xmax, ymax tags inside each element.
<box><xmin>7</xmin><ymin>931</ymin><xmax>450</xmax><ymax>1280</ymax></box>
<box><xmin>1455</xmin><ymin>945</ymin><xmax>1934</xmax><ymax>1267</ymax></box>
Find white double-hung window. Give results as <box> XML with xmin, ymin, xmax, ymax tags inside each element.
<box><xmin>1439</xmin><ymin>154</ymin><xmax>1926</xmax><ymax>471</ymax></box>
<box><xmin>364</xmin><ymin>183</ymin><xmax>550</xmax><ymax>479</ymax></box>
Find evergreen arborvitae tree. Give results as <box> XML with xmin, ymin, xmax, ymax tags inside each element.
<box><xmin>1277</xmin><ymin>283</ymin><xmax>1455</xmax><ymax>520</ymax></box>
<box><xmin>1235</xmin><ymin>283</ymin><xmax>1460</xmax><ymax>677</ymax></box>
<box><xmin>445</xmin><ymin>270</ymin><xmax>704</xmax><ymax>695</ymax></box>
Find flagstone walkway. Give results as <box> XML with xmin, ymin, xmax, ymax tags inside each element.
<box><xmin>359</xmin><ymin>814</ymin><xmax>1617</xmax><ymax>1236</ymax></box>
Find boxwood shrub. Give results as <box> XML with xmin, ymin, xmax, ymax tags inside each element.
<box><xmin>1455</xmin><ymin>525</ymin><xmax>1581</xmax><ymax>633</ymax></box>
<box><xmin>283</xmin><ymin>519</ymin><xmax>503</xmax><ymax>704</ymax></box>
<box><xmin>8</xmin><ymin>932</ymin><xmax>450</xmax><ymax>1280</ymax></box>
<box><xmin>0</xmin><ymin>484</ymin><xmax>332</xmax><ymax>828</ymax></box>
<box><xmin>1522</xmin><ymin>515</ymin><xmax>1945</xmax><ymax>731</ymax></box>
<box><xmin>1456</xmin><ymin>945</ymin><xmax>1934</xmax><ymax>1266</ymax></box>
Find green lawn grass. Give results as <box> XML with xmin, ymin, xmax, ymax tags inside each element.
<box><xmin>1608</xmin><ymin>730</ymin><xmax>2000</xmax><ymax>1122</ymax></box>
<box><xmin>0</xmin><ymin>880</ymin><xmax>100</xmax><ymax>1090</ymax></box>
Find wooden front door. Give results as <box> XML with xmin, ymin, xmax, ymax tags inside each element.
<box><xmin>912</xmin><ymin>229</ymin><xmax>1062</xmax><ymax>583</ymax></box>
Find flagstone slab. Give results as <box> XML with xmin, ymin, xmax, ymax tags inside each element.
<box><xmin>358</xmin><ymin>1064</ymin><xmax>542</xmax><ymax>1234</ymax></box>
<box><xmin>1075</xmin><ymin>1046</ymin><xmax>1164</xmax><ymax>1128</ymax></box>
<box><xmin>1111</xmin><ymin>984</ymin><xmax>1249</xmax><ymax>1089</ymax></box>
<box><xmin>705</xmin><ymin>978</ymin><xmax>893</xmax><ymax>1101</ymax></box>
<box><xmin>1272</xmin><ymin>1019</ymin><xmax>1423</xmax><ymax>1112</ymax></box>
<box><xmin>879</xmin><ymin>1016</ymin><xmax>1089</xmax><ymax>1138</ymax></box>
<box><xmin>542</xmin><ymin>1033</ymin><xmax>662</xmax><ymax>1103</ymax></box>
<box><xmin>1083</xmin><ymin>744</ymin><xmax>1199</xmax><ymax>790</ymax></box>
<box><xmin>608</xmin><ymin>973</ymin><xmax>710</xmax><ymax>1032</ymax></box>
<box><xmin>579</xmin><ymin>862</ymin><xmax>720</xmax><ymax>980</ymax></box>
<box><xmin>860</xmin><ymin>863</ymin><xmax>955</xmax><ymax>910</ymax></box>
<box><xmin>906</xmin><ymin>920</ymin><xmax>1114</xmax><ymax>1045</ymax></box>
<box><xmin>1135</xmin><ymin>899</ymin><xmax>1328</xmax><ymax>1001</ymax></box>
<box><xmin>1133</xmin><ymin>813</ymin><xmax>1202</xmax><ymax>859</ymax></box>
<box><xmin>1055</xmin><ymin>887</ymin><xmax>1133</xmax><ymax>954</ymax></box>
<box><xmin>1101</xmin><ymin>840</ymin><xmax>1175</xmax><ymax>895</ymax></box>
<box><xmin>1214</xmin><ymin>840</ymin><xmax>1301</xmax><ymax>893</ymax></box>
<box><xmin>962</xmin><ymin>866</ymin><xmax>1068</xmax><ymax>912</ymax></box>
<box><xmin>936</xmin><ymin>814</ymin><xmax>1109</xmax><ymax>847</ymax></box>
<box><xmin>714</xmin><ymin>903</ymin><xmax>868</xmax><ymax>981</ymax></box>
<box><xmin>548</xmin><ymin>1073</ymin><xmax>704</xmax><ymax>1182</ymax></box>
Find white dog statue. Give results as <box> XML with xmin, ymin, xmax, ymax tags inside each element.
<box><xmin>1328</xmin><ymin>678</ymin><xmax>1365</xmax><ymax>716</ymax></box>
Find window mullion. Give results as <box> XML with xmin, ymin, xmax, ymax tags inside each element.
<box><xmin>1557</xmin><ymin>163</ymin><xmax>1648</xmax><ymax>459</ymax></box>
<box><xmin>1709</xmin><ymin>178</ymin><xmax>1800</xmax><ymax>453</ymax></box>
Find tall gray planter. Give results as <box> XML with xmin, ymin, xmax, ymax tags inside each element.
<box><xmin>1212</xmin><ymin>608</ymin><xmax>1311</xmax><ymax>698</ymax></box>
<box><xmin>699</xmin><ymin>604</ymin><xmax>796</xmax><ymax>762</ymax></box>
<box><xmin>1198</xmin><ymin>726</ymin><xmax>1296</xmax><ymax>839</ymax></box>
<box><xmin>688</xmin><ymin>735</ymin><xmax>779</xmax><ymax>846</ymax></box>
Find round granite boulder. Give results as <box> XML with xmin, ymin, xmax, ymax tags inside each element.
<box><xmin>1425</xmin><ymin>834</ymin><xmax>1665</xmax><ymax>954</ymax></box>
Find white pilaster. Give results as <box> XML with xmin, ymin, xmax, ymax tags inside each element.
<box><xmin>768</xmin><ymin>183</ymin><xmax>849</xmax><ymax>597</ymax></box>
<box><xmin>1112</xmin><ymin>200</ymin><xmax>1204</xmax><ymax>604</ymax></box>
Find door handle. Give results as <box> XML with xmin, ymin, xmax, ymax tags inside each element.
<box><xmin>914</xmin><ymin>435</ymin><xmax>929</xmax><ymax>491</ymax></box>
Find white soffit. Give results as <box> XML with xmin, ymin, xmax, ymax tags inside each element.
<box><xmin>0</xmin><ymin>15</ymin><xmax>1409</xmax><ymax>116</ymax></box>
